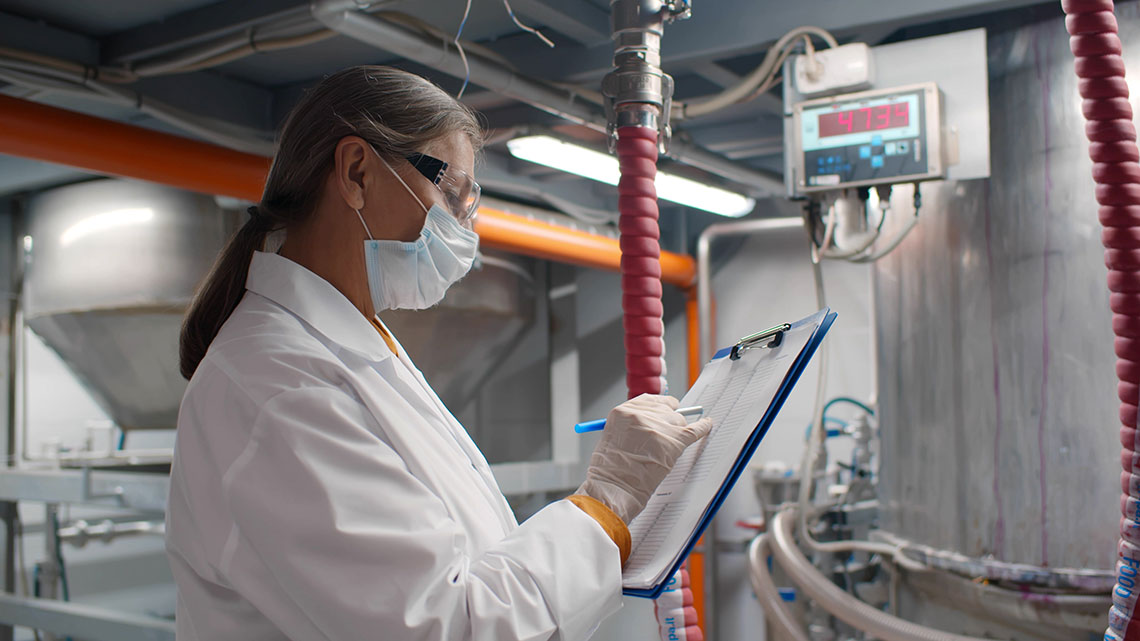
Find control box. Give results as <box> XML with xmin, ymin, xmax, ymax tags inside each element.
<box><xmin>789</xmin><ymin>82</ymin><xmax>945</xmax><ymax>195</ymax></box>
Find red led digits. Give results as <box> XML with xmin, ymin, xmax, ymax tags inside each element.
<box><xmin>818</xmin><ymin>101</ymin><xmax>911</xmax><ymax>138</ymax></box>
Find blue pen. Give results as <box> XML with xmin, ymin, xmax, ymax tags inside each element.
<box><xmin>574</xmin><ymin>406</ymin><xmax>704</xmax><ymax>433</ymax></box>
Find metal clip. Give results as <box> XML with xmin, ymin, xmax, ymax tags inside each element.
<box><xmin>730</xmin><ymin>323</ymin><xmax>791</xmax><ymax>360</ymax></box>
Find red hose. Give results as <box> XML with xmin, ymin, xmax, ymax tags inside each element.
<box><xmin>1061</xmin><ymin>2</ymin><xmax>1140</xmax><ymax>639</ymax></box>
<box><xmin>616</xmin><ymin>122</ymin><xmax>703</xmax><ymax>641</ymax></box>
<box><xmin>617</xmin><ymin>124</ymin><xmax>666</xmax><ymax>399</ymax></box>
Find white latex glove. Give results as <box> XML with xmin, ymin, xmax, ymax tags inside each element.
<box><xmin>577</xmin><ymin>394</ymin><xmax>713</xmax><ymax>524</ymax></box>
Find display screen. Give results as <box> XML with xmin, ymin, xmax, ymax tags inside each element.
<box><xmin>818</xmin><ymin>102</ymin><xmax>910</xmax><ymax>138</ymax></box>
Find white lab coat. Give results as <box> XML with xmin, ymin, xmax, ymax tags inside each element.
<box><xmin>166</xmin><ymin>251</ymin><xmax>622</xmax><ymax>641</ymax></box>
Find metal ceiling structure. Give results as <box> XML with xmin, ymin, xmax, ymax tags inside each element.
<box><xmin>0</xmin><ymin>0</ymin><xmax>1063</xmax><ymax>224</ymax></box>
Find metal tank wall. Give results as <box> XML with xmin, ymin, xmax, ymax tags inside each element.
<box><xmin>871</xmin><ymin>10</ymin><xmax>1135</xmax><ymax>634</ymax></box>
<box><xmin>23</xmin><ymin>178</ymin><xmax>537</xmax><ymax>434</ymax></box>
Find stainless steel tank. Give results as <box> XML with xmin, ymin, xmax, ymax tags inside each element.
<box><xmin>25</xmin><ymin>178</ymin><xmax>536</xmax><ymax>431</ymax></box>
<box><xmin>871</xmin><ymin>10</ymin><xmax>1133</xmax><ymax>639</ymax></box>
<box><xmin>25</xmin><ymin>179</ymin><xmax>236</xmax><ymax>430</ymax></box>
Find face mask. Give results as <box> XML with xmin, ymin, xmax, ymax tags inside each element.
<box><xmin>356</xmin><ymin>154</ymin><xmax>480</xmax><ymax>312</ymax></box>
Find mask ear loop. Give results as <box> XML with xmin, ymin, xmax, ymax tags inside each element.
<box><xmin>375</xmin><ymin>150</ymin><xmax>430</xmax><ymax>214</ymax></box>
<box><xmin>354</xmin><ymin>208</ymin><xmax>375</xmax><ymax>240</ymax></box>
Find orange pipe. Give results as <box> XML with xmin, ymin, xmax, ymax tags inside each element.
<box><xmin>0</xmin><ymin>95</ymin><xmax>269</xmax><ymax>202</ymax></box>
<box><xmin>0</xmin><ymin>95</ymin><xmax>697</xmax><ymax>287</ymax></box>
<box><xmin>475</xmin><ymin>206</ymin><xmax>696</xmax><ymax>288</ymax></box>
<box><xmin>684</xmin><ymin>287</ymin><xmax>707</xmax><ymax>634</ymax></box>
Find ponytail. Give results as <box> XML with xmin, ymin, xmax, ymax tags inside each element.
<box><xmin>179</xmin><ymin>208</ymin><xmax>271</xmax><ymax>379</ymax></box>
<box><xmin>177</xmin><ymin>65</ymin><xmax>482</xmax><ymax>380</ymax></box>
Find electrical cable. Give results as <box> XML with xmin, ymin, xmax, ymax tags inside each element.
<box><xmin>0</xmin><ymin>54</ymin><xmax>275</xmax><ymax>155</ymax></box>
<box><xmin>824</xmin><ymin>396</ymin><xmax>876</xmax><ymax>416</ymax></box>
<box><xmin>819</xmin><ymin>197</ymin><xmax>887</xmax><ymax>260</ymax></box>
<box><xmin>50</xmin><ymin>511</ymin><xmax>70</xmax><ymax>603</ymax></box>
<box><xmin>503</xmin><ymin>0</ymin><xmax>555</xmax><ymax>48</ymax></box>
<box><xmin>791</xmin><ymin>258</ymin><xmax>926</xmax><ymax>573</ymax></box>
<box><xmin>849</xmin><ymin>185</ymin><xmax>921</xmax><ymax>263</ymax></box>
<box><xmin>453</xmin><ymin>0</ymin><xmax>473</xmax><ymax>98</ymax></box>
<box><xmin>681</xmin><ymin>26</ymin><xmax>838</xmax><ymax>119</ymax></box>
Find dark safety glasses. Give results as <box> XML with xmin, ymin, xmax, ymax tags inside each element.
<box><xmin>405</xmin><ymin>153</ymin><xmax>481</xmax><ymax>225</ymax></box>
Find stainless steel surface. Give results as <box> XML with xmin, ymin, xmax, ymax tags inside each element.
<box><xmin>380</xmin><ymin>249</ymin><xmax>536</xmax><ymax>412</ymax></box>
<box><xmin>24</xmin><ymin>179</ymin><xmax>236</xmax><ymax>430</ymax></box>
<box><xmin>0</xmin><ymin>592</ymin><xmax>174</xmax><ymax>641</ymax></box>
<box><xmin>0</xmin><ymin>468</ymin><xmax>170</xmax><ymax>512</ymax></box>
<box><xmin>872</xmin><ymin>9</ymin><xmax>1131</xmax><ymax>628</ymax></box>
<box><xmin>24</xmin><ymin>179</ymin><xmax>538</xmax><ymax>432</ymax></box>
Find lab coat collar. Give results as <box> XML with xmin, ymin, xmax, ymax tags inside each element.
<box><xmin>245</xmin><ymin>251</ymin><xmax>389</xmax><ymax>362</ymax></box>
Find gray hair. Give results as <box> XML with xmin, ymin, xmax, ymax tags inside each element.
<box><xmin>180</xmin><ymin>65</ymin><xmax>483</xmax><ymax>379</ymax></box>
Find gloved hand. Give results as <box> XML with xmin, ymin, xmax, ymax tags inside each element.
<box><xmin>577</xmin><ymin>394</ymin><xmax>713</xmax><ymax>524</ymax></box>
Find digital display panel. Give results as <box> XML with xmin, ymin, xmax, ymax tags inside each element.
<box><xmin>818</xmin><ymin>102</ymin><xmax>910</xmax><ymax>138</ymax></box>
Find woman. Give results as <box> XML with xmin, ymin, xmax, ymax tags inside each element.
<box><xmin>167</xmin><ymin>66</ymin><xmax>710</xmax><ymax>641</ymax></box>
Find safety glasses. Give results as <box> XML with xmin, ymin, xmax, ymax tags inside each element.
<box><xmin>405</xmin><ymin>153</ymin><xmax>481</xmax><ymax>225</ymax></box>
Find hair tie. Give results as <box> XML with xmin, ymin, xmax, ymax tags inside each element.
<box><xmin>247</xmin><ymin>205</ymin><xmax>269</xmax><ymax>227</ymax></box>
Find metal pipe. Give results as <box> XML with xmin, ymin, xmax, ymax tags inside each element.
<box><xmin>309</xmin><ymin>0</ymin><xmax>782</xmax><ymax>199</ymax></box>
<box><xmin>668</xmin><ymin>138</ymin><xmax>785</xmax><ymax>197</ymax></box>
<box><xmin>769</xmin><ymin>508</ymin><xmax>988</xmax><ymax>641</ymax></box>
<box><xmin>0</xmin><ymin>95</ymin><xmax>269</xmax><ymax>202</ymax></box>
<box><xmin>695</xmin><ymin>217</ymin><xmax>804</xmax><ymax>362</ymax></box>
<box><xmin>57</xmin><ymin>520</ymin><xmax>164</xmax><ymax>549</ymax></box>
<box><xmin>0</xmin><ymin>95</ymin><xmax>696</xmax><ymax>285</ymax></box>
<box><xmin>0</xmin><ymin>592</ymin><xmax>175</xmax><ymax>641</ymax></box>
<box><xmin>693</xmin><ymin>215</ymin><xmax>802</xmax><ymax>640</ymax></box>
<box><xmin>476</xmin><ymin>205</ymin><xmax>694</xmax><ymax>287</ymax></box>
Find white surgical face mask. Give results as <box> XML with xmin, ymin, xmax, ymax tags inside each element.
<box><xmin>356</xmin><ymin>153</ymin><xmax>479</xmax><ymax>312</ymax></box>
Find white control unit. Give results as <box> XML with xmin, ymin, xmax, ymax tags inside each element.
<box><xmin>789</xmin><ymin>82</ymin><xmax>945</xmax><ymax>195</ymax></box>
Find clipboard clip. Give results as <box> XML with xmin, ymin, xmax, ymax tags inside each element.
<box><xmin>730</xmin><ymin>323</ymin><xmax>792</xmax><ymax>360</ymax></box>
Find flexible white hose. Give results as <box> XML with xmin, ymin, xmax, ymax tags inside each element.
<box><xmin>682</xmin><ymin>26</ymin><xmax>838</xmax><ymax>118</ymax></box>
<box><xmin>768</xmin><ymin>509</ymin><xmax>989</xmax><ymax>641</ymax></box>
<box><xmin>749</xmin><ymin>534</ymin><xmax>811</xmax><ymax>641</ymax></box>
<box><xmin>849</xmin><ymin>215</ymin><xmax>919</xmax><ymax>263</ymax></box>
<box><xmin>796</xmin><ymin>258</ymin><xmax>828</xmax><ymax>537</ymax></box>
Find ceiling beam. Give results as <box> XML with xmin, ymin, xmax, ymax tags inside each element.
<box><xmin>102</xmin><ymin>0</ymin><xmax>309</xmax><ymax>64</ymax></box>
<box><xmin>0</xmin><ymin>11</ymin><xmax>99</xmax><ymax>65</ymax></box>
<box><xmin>487</xmin><ymin>0</ymin><xmax>1051</xmax><ymax>82</ymax></box>
<box><xmin>507</xmin><ymin>0</ymin><xmax>611</xmax><ymax>47</ymax></box>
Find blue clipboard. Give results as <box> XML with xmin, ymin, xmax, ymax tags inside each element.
<box><xmin>623</xmin><ymin>308</ymin><xmax>837</xmax><ymax>599</ymax></box>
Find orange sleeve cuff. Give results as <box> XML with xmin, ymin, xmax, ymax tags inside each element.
<box><xmin>567</xmin><ymin>494</ymin><xmax>631</xmax><ymax>566</ymax></box>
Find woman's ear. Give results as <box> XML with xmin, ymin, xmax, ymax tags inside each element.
<box><xmin>333</xmin><ymin>136</ymin><xmax>370</xmax><ymax>211</ymax></box>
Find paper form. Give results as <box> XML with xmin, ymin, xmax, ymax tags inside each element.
<box><xmin>622</xmin><ymin>314</ymin><xmax>823</xmax><ymax>590</ymax></box>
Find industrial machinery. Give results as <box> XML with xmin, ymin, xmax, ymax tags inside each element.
<box><xmin>1</xmin><ymin>2</ymin><xmax>1139</xmax><ymax>641</ymax></box>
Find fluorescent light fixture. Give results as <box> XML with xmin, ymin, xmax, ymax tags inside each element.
<box><xmin>506</xmin><ymin>135</ymin><xmax>756</xmax><ymax>218</ymax></box>
<box><xmin>60</xmin><ymin>207</ymin><xmax>155</xmax><ymax>246</ymax></box>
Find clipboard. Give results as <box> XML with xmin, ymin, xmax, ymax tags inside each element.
<box><xmin>622</xmin><ymin>308</ymin><xmax>836</xmax><ymax>598</ymax></box>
